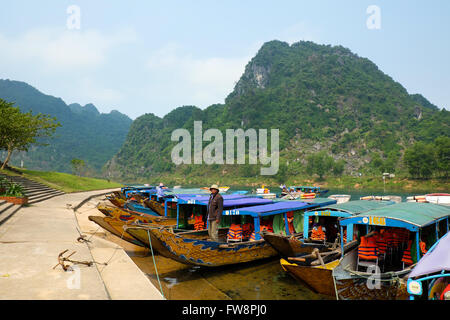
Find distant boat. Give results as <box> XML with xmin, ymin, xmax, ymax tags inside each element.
<box><xmin>256</xmin><ymin>185</ymin><xmax>277</xmax><ymax>199</ymax></box>
<box><xmin>360</xmin><ymin>195</ymin><xmax>402</xmax><ymax>203</ymax></box>
<box><xmin>425</xmin><ymin>193</ymin><xmax>450</xmax><ymax>206</ymax></box>
<box><xmin>200</xmin><ymin>186</ymin><xmax>230</xmax><ymax>193</ymax></box>
<box><xmin>328</xmin><ymin>194</ymin><xmax>351</xmax><ymax>204</ymax></box>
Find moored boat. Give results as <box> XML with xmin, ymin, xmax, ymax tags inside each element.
<box><xmin>332</xmin><ymin>202</ymin><xmax>450</xmax><ymax>300</ymax></box>
<box><xmin>407</xmin><ymin>231</ymin><xmax>450</xmax><ymax>300</ymax></box>
<box><xmin>264</xmin><ymin>200</ymin><xmax>394</xmax><ymax>258</ymax></box>
<box><xmin>126</xmin><ymin>198</ymin><xmax>339</xmax><ymax>267</ymax></box>
<box><xmin>328</xmin><ymin>194</ymin><xmax>351</xmax><ymax>204</ymax></box>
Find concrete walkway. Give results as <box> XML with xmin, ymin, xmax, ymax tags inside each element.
<box><xmin>0</xmin><ymin>189</ymin><xmax>164</xmax><ymax>300</ymax></box>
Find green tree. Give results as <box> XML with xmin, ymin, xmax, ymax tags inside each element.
<box><xmin>332</xmin><ymin>159</ymin><xmax>346</xmax><ymax>176</ymax></box>
<box><xmin>0</xmin><ymin>99</ymin><xmax>60</xmax><ymax>170</ymax></box>
<box><xmin>71</xmin><ymin>159</ymin><xmax>86</xmax><ymax>176</ymax></box>
<box><xmin>403</xmin><ymin>142</ymin><xmax>436</xmax><ymax>178</ymax></box>
<box><xmin>306</xmin><ymin>151</ymin><xmax>334</xmax><ymax>180</ymax></box>
<box><xmin>434</xmin><ymin>136</ymin><xmax>450</xmax><ymax>178</ymax></box>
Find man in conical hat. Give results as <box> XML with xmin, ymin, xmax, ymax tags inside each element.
<box><xmin>207</xmin><ymin>184</ymin><xmax>223</xmax><ymax>242</ymax></box>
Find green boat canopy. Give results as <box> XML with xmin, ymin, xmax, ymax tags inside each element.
<box><xmin>312</xmin><ymin>200</ymin><xmax>395</xmax><ymax>215</ymax></box>
<box><xmin>340</xmin><ymin>202</ymin><xmax>450</xmax><ymax>229</ymax></box>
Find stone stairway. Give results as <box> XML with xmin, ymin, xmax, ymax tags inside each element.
<box><xmin>0</xmin><ymin>174</ymin><xmax>65</xmax><ymax>205</ymax></box>
<box><xmin>0</xmin><ymin>199</ymin><xmax>21</xmax><ymax>226</ymax></box>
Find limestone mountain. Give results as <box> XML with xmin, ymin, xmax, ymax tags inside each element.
<box><xmin>0</xmin><ymin>79</ymin><xmax>132</xmax><ymax>173</ymax></box>
<box><xmin>106</xmin><ymin>40</ymin><xmax>449</xmax><ymax>182</ymax></box>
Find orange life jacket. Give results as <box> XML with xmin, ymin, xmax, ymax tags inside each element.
<box><xmin>242</xmin><ymin>223</ymin><xmax>253</xmax><ymax>239</ymax></box>
<box><xmin>419</xmin><ymin>241</ymin><xmax>427</xmax><ymax>254</ymax></box>
<box><xmin>249</xmin><ymin>231</ymin><xmax>257</xmax><ymax>241</ymax></box>
<box><xmin>260</xmin><ymin>220</ymin><xmax>273</xmax><ymax>233</ymax></box>
<box><xmin>194</xmin><ymin>215</ymin><xmax>205</xmax><ymax>230</ymax></box>
<box><xmin>401</xmin><ymin>240</ymin><xmax>413</xmax><ymax>266</ymax></box>
<box><xmin>285</xmin><ymin>211</ymin><xmax>295</xmax><ymax>234</ymax></box>
<box><xmin>358</xmin><ymin>236</ymin><xmax>379</xmax><ymax>260</ymax></box>
<box><xmin>311</xmin><ymin>225</ymin><xmax>326</xmax><ymax>241</ymax></box>
<box><xmin>375</xmin><ymin>233</ymin><xmax>388</xmax><ymax>254</ymax></box>
<box><xmin>227</xmin><ymin>223</ymin><xmax>243</xmax><ymax>241</ymax></box>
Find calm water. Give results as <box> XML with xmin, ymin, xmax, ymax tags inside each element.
<box><xmin>122</xmin><ymin>186</ymin><xmax>436</xmax><ymax>300</ymax></box>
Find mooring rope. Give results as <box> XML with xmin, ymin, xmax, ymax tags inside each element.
<box><xmin>147</xmin><ymin>229</ymin><xmax>165</xmax><ymax>299</ymax></box>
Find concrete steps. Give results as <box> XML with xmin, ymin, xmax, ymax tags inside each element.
<box><xmin>0</xmin><ymin>202</ymin><xmax>21</xmax><ymax>226</ymax></box>
<box><xmin>0</xmin><ymin>174</ymin><xmax>65</xmax><ymax>204</ymax></box>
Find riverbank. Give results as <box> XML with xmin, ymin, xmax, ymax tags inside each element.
<box><xmin>130</xmin><ymin>172</ymin><xmax>449</xmax><ymax>192</ymax></box>
<box><xmin>0</xmin><ymin>189</ymin><xmax>163</xmax><ymax>300</ymax></box>
<box><xmin>0</xmin><ymin>168</ymin><xmax>123</xmax><ymax>193</ymax></box>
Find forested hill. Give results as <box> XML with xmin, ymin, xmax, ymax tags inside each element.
<box><xmin>0</xmin><ymin>79</ymin><xmax>132</xmax><ymax>173</ymax></box>
<box><xmin>106</xmin><ymin>40</ymin><xmax>449</xmax><ymax>182</ymax></box>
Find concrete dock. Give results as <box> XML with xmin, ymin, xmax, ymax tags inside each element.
<box><xmin>0</xmin><ymin>189</ymin><xmax>164</xmax><ymax>300</ymax></box>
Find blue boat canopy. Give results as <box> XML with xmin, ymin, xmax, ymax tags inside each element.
<box><xmin>224</xmin><ymin>200</ymin><xmax>326</xmax><ymax>218</ymax></box>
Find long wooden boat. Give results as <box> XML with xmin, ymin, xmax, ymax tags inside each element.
<box><xmin>263</xmin><ymin>200</ymin><xmax>394</xmax><ymax>258</ymax></box>
<box><xmin>280</xmin><ymin>240</ymin><xmax>358</xmax><ymax>297</ymax></box>
<box><xmin>88</xmin><ymin>215</ymin><xmax>147</xmax><ymax>246</ymax></box>
<box><xmin>332</xmin><ymin>202</ymin><xmax>450</xmax><ymax>300</ymax></box>
<box><xmin>126</xmin><ymin>197</ymin><xmax>337</xmax><ymax>267</ymax></box>
<box><xmin>106</xmin><ymin>196</ymin><xmax>126</xmax><ymax>208</ymax></box>
<box><xmin>97</xmin><ymin>203</ymin><xmax>194</xmax><ymax>225</ymax></box>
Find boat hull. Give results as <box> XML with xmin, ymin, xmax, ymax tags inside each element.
<box><xmin>137</xmin><ymin>227</ymin><xmax>278</xmax><ymax>267</ymax></box>
<box><xmin>262</xmin><ymin>232</ymin><xmax>328</xmax><ymax>257</ymax></box>
<box><xmin>280</xmin><ymin>258</ymin><xmax>339</xmax><ymax>297</ymax></box>
<box><xmin>88</xmin><ymin>216</ymin><xmax>146</xmax><ymax>247</ymax></box>
<box><xmin>334</xmin><ymin>277</ymin><xmax>408</xmax><ymax>300</ymax></box>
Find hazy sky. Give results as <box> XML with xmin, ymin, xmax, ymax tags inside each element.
<box><xmin>0</xmin><ymin>1</ymin><xmax>449</xmax><ymax>119</ymax></box>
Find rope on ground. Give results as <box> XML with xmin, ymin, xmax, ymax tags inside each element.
<box><xmin>147</xmin><ymin>229</ymin><xmax>165</xmax><ymax>299</ymax></box>
<box><xmin>98</xmin><ymin>225</ymin><xmax>129</xmax><ymax>273</ymax></box>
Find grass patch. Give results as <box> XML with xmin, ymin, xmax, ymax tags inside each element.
<box><xmin>1</xmin><ymin>168</ymin><xmax>123</xmax><ymax>193</ymax></box>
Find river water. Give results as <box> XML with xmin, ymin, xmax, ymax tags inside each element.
<box><xmin>121</xmin><ymin>186</ymin><xmax>435</xmax><ymax>300</ymax></box>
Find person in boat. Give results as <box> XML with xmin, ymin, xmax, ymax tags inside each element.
<box><xmin>156</xmin><ymin>182</ymin><xmax>165</xmax><ymax>198</ymax></box>
<box><xmin>207</xmin><ymin>184</ymin><xmax>223</xmax><ymax>242</ymax></box>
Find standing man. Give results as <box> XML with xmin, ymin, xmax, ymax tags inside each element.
<box><xmin>156</xmin><ymin>182</ymin><xmax>165</xmax><ymax>198</ymax></box>
<box><xmin>207</xmin><ymin>184</ymin><xmax>223</xmax><ymax>242</ymax></box>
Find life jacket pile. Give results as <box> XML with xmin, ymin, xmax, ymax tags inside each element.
<box><xmin>193</xmin><ymin>215</ymin><xmax>205</xmax><ymax>230</ymax></box>
<box><xmin>242</xmin><ymin>223</ymin><xmax>253</xmax><ymax>239</ymax></box>
<box><xmin>227</xmin><ymin>223</ymin><xmax>243</xmax><ymax>241</ymax></box>
<box><xmin>358</xmin><ymin>236</ymin><xmax>379</xmax><ymax>261</ymax></box>
<box><xmin>311</xmin><ymin>225</ymin><xmax>326</xmax><ymax>241</ymax></box>
<box><xmin>375</xmin><ymin>231</ymin><xmax>388</xmax><ymax>255</ymax></box>
<box><xmin>401</xmin><ymin>240</ymin><xmax>414</xmax><ymax>265</ymax></box>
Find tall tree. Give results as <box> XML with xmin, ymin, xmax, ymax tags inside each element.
<box><xmin>306</xmin><ymin>151</ymin><xmax>334</xmax><ymax>180</ymax></box>
<box><xmin>403</xmin><ymin>142</ymin><xmax>437</xmax><ymax>179</ymax></box>
<box><xmin>434</xmin><ymin>136</ymin><xmax>450</xmax><ymax>178</ymax></box>
<box><xmin>0</xmin><ymin>99</ymin><xmax>60</xmax><ymax>170</ymax></box>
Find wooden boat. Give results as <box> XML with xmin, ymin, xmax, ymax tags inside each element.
<box><xmin>328</xmin><ymin>194</ymin><xmax>351</xmax><ymax>204</ymax></box>
<box><xmin>88</xmin><ymin>215</ymin><xmax>147</xmax><ymax>246</ymax></box>
<box><xmin>125</xmin><ymin>201</ymin><xmax>158</xmax><ymax>215</ymax></box>
<box><xmin>280</xmin><ymin>240</ymin><xmax>358</xmax><ymax>297</ymax></box>
<box><xmin>126</xmin><ymin>197</ymin><xmax>337</xmax><ymax>267</ymax></box>
<box><xmin>106</xmin><ymin>195</ymin><xmax>126</xmax><ymax>208</ymax></box>
<box><xmin>332</xmin><ymin>202</ymin><xmax>450</xmax><ymax>300</ymax></box>
<box><xmin>360</xmin><ymin>195</ymin><xmax>402</xmax><ymax>203</ymax></box>
<box><xmin>263</xmin><ymin>200</ymin><xmax>394</xmax><ymax>258</ymax></box>
<box><xmin>97</xmin><ymin>203</ymin><xmax>193</xmax><ymax>225</ymax></box>
<box><xmin>407</xmin><ymin>231</ymin><xmax>450</xmax><ymax>300</ymax></box>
